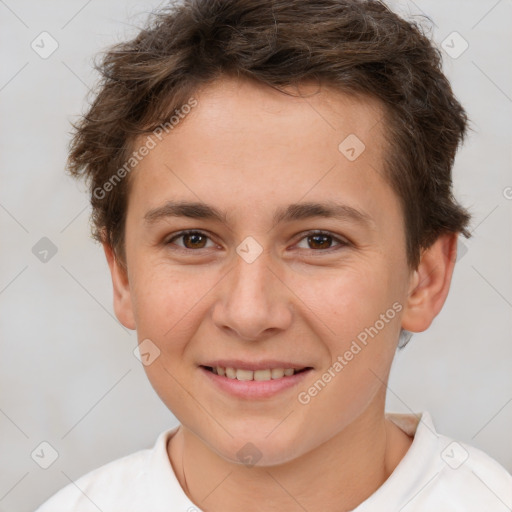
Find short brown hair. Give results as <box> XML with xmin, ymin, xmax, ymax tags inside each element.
<box><xmin>67</xmin><ymin>0</ymin><xmax>472</xmax><ymax>270</ymax></box>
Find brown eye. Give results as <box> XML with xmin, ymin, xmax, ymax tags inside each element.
<box><xmin>296</xmin><ymin>231</ymin><xmax>348</xmax><ymax>251</ymax></box>
<box><xmin>167</xmin><ymin>230</ymin><xmax>213</xmax><ymax>250</ymax></box>
<box><xmin>307</xmin><ymin>234</ymin><xmax>332</xmax><ymax>250</ymax></box>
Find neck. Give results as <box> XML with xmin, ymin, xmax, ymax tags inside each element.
<box><xmin>168</xmin><ymin>398</ymin><xmax>412</xmax><ymax>512</ymax></box>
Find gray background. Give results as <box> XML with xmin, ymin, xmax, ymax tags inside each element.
<box><xmin>0</xmin><ymin>1</ymin><xmax>511</xmax><ymax>511</ymax></box>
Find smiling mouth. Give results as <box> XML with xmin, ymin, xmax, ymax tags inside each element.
<box><xmin>201</xmin><ymin>365</ymin><xmax>311</xmax><ymax>381</ymax></box>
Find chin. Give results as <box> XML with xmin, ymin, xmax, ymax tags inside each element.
<box><xmin>207</xmin><ymin>423</ymin><xmax>309</xmax><ymax>468</ymax></box>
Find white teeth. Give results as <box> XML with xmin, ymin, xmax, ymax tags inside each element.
<box><xmin>254</xmin><ymin>369</ymin><xmax>272</xmax><ymax>381</ymax></box>
<box><xmin>236</xmin><ymin>369</ymin><xmax>254</xmax><ymax>381</ymax></box>
<box><xmin>271</xmin><ymin>368</ymin><xmax>285</xmax><ymax>379</ymax></box>
<box><xmin>210</xmin><ymin>366</ymin><xmax>302</xmax><ymax>381</ymax></box>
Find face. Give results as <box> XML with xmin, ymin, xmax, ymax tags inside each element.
<box><xmin>108</xmin><ymin>76</ymin><xmax>425</xmax><ymax>465</ymax></box>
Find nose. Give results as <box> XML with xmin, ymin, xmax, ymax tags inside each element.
<box><xmin>211</xmin><ymin>250</ymin><xmax>293</xmax><ymax>342</ymax></box>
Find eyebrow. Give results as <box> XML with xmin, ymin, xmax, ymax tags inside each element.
<box><xmin>143</xmin><ymin>200</ymin><xmax>375</xmax><ymax>230</ymax></box>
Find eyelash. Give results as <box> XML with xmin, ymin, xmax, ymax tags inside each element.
<box><xmin>165</xmin><ymin>229</ymin><xmax>350</xmax><ymax>254</ymax></box>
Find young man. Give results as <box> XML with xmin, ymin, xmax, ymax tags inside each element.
<box><xmin>35</xmin><ymin>0</ymin><xmax>512</xmax><ymax>510</ymax></box>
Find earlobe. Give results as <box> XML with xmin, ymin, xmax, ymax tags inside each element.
<box><xmin>401</xmin><ymin>233</ymin><xmax>458</xmax><ymax>333</ymax></box>
<box><xmin>102</xmin><ymin>242</ymin><xmax>136</xmax><ymax>330</ymax></box>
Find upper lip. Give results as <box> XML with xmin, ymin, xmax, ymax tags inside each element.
<box><xmin>201</xmin><ymin>360</ymin><xmax>312</xmax><ymax>371</ymax></box>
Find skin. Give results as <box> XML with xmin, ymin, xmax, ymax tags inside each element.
<box><xmin>103</xmin><ymin>76</ymin><xmax>458</xmax><ymax>511</ymax></box>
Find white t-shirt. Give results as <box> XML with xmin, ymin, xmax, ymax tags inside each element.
<box><xmin>34</xmin><ymin>411</ymin><xmax>512</xmax><ymax>511</ymax></box>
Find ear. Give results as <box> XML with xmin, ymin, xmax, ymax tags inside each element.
<box><xmin>102</xmin><ymin>242</ymin><xmax>136</xmax><ymax>330</ymax></box>
<box><xmin>401</xmin><ymin>232</ymin><xmax>458</xmax><ymax>333</ymax></box>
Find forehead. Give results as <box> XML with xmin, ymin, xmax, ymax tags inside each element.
<box><xmin>126</xmin><ymin>76</ymin><xmax>400</xmax><ymax>232</ymax></box>
<box><xmin>186</xmin><ymin>76</ymin><xmax>386</xmax><ymax>150</ymax></box>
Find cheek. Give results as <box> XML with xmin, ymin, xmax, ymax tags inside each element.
<box><xmin>129</xmin><ymin>264</ymin><xmax>208</xmax><ymax>414</ymax></box>
<box><xmin>296</xmin><ymin>262</ymin><xmax>397</xmax><ymax>340</ymax></box>
<box><xmin>130</xmin><ymin>260</ymin><xmax>207</xmax><ymax>334</ymax></box>
<box><xmin>294</xmin><ymin>287</ymin><xmax>400</xmax><ymax>444</ymax></box>
<box><xmin>302</xmin><ymin>264</ymin><xmax>402</xmax><ymax>397</ymax></box>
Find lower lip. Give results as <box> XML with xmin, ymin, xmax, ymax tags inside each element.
<box><xmin>200</xmin><ymin>367</ymin><xmax>312</xmax><ymax>399</ymax></box>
